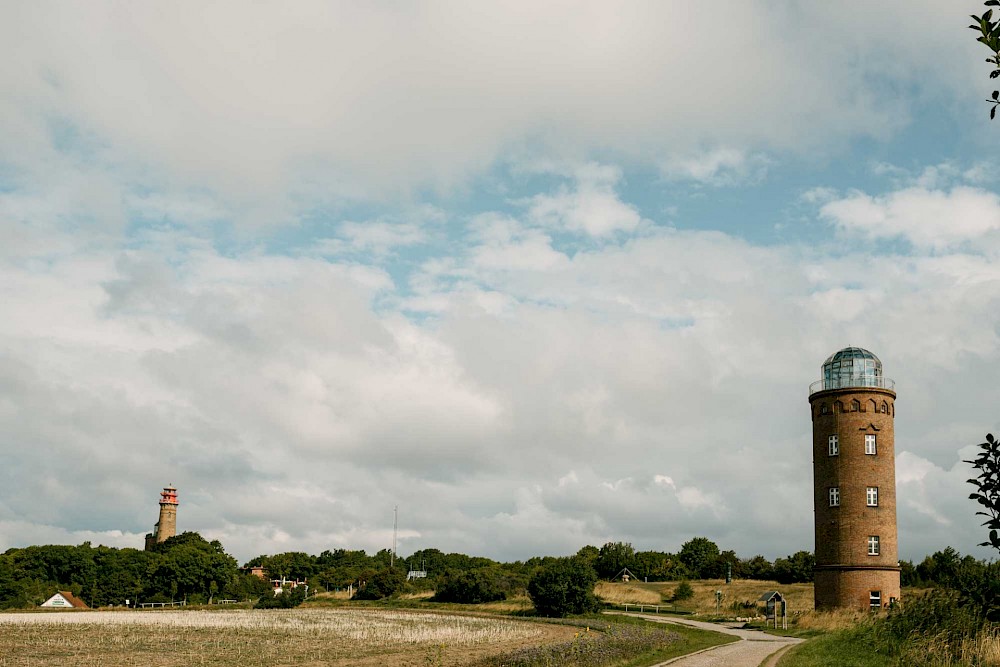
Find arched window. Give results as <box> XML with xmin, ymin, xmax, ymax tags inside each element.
<box><xmin>834</xmin><ymin>400</ymin><xmax>844</xmax><ymax>414</ymax></box>
<box><xmin>851</xmin><ymin>399</ymin><xmax>861</xmax><ymax>412</ymax></box>
<box><xmin>881</xmin><ymin>401</ymin><xmax>889</xmax><ymax>414</ymax></box>
<box><xmin>820</xmin><ymin>403</ymin><xmax>830</xmax><ymax>415</ymax></box>
<box><xmin>869</xmin><ymin>399</ymin><xmax>878</xmax><ymax>413</ymax></box>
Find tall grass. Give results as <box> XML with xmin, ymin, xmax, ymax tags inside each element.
<box><xmin>780</xmin><ymin>591</ymin><xmax>1000</xmax><ymax>667</ymax></box>
<box><xmin>594</xmin><ymin>582</ymin><xmax>662</xmax><ymax>606</ymax></box>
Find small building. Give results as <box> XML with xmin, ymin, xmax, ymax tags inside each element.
<box><xmin>40</xmin><ymin>591</ymin><xmax>89</xmax><ymax>609</ymax></box>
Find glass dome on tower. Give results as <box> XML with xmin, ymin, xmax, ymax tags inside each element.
<box><xmin>809</xmin><ymin>346</ymin><xmax>895</xmax><ymax>394</ymax></box>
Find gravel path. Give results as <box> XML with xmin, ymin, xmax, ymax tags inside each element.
<box><xmin>605</xmin><ymin>612</ymin><xmax>803</xmax><ymax>667</ymax></box>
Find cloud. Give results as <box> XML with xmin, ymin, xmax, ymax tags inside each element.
<box><xmin>526</xmin><ymin>164</ymin><xmax>642</xmax><ymax>237</ymax></box>
<box><xmin>819</xmin><ymin>186</ymin><xmax>1000</xmax><ymax>251</ymax></box>
<box><xmin>2</xmin><ymin>1</ymin><xmax>1000</xmax><ymax>567</ymax></box>
<box><xmin>659</xmin><ymin>148</ymin><xmax>771</xmax><ymax>186</ymax></box>
<box><xmin>0</xmin><ymin>0</ymin><xmax>978</xmax><ymax>212</ymax></box>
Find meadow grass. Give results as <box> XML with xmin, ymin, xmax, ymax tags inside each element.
<box><xmin>777</xmin><ymin>592</ymin><xmax>1000</xmax><ymax>667</ymax></box>
<box><xmin>471</xmin><ymin>613</ymin><xmax>737</xmax><ymax>667</ymax></box>
<box><xmin>595</xmin><ymin>579</ymin><xmax>815</xmax><ymax>617</ymax></box>
<box><xmin>594</xmin><ymin>582</ymin><xmax>663</xmax><ymax>606</ymax></box>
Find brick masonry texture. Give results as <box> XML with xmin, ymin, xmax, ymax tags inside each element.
<box><xmin>810</xmin><ymin>388</ymin><xmax>900</xmax><ymax>610</ymax></box>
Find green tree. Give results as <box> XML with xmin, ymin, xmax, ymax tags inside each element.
<box><xmin>353</xmin><ymin>567</ymin><xmax>405</xmax><ymax>600</ymax></box>
<box><xmin>595</xmin><ymin>542</ymin><xmax>635</xmax><ymax>579</ymax></box>
<box><xmin>678</xmin><ymin>537</ymin><xmax>719</xmax><ymax>579</ymax></box>
<box><xmin>969</xmin><ymin>1</ymin><xmax>1000</xmax><ymax>118</ymax></box>
<box><xmin>672</xmin><ymin>580</ymin><xmax>694</xmax><ymax>602</ymax></box>
<box><xmin>575</xmin><ymin>545</ymin><xmax>599</xmax><ymax>568</ymax></box>
<box><xmin>633</xmin><ymin>550</ymin><xmax>675</xmax><ymax>581</ymax></box>
<box><xmin>966</xmin><ymin>433</ymin><xmax>1000</xmax><ymax>551</ymax></box>
<box><xmin>254</xmin><ymin>585</ymin><xmax>306</xmax><ymax>609</ymax></box>
<box><xmin>433</xmin><ymin>567</ymin><xmax>509</xmax><ymax>604</ymax></box>
<box><xmin>740</xmin><ymin>555</ymin><xmax>773</xmax><ymax>581</ymax></box>
<box><xmin>527</xmin><ymin>557</ymin><xmax>600</xmax><ymax>617</ymax></box>
<box><xmin>772</xmin><ymin>551</ymin><xmax>814</xmax><ymax>584</ymax></box>
<box><xmin>262</xmin><ymin>552</ymin><xmax>317</xmax><ymax>581</ymax></box>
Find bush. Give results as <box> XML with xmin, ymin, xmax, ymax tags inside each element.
<box><xmin>527</xmin><ymin>557</ymin><xmax>600</xmax><ymax>617</ymax></box>
<box><xmin>353</xmin><ymin>568</ymin><xmax>405</xmax><ymax>600</ymax></box>
<box><xmin>672</xmin><ymin>581</ymin><xmax>694</xmax><ymax>602</ymax></box>
<box><xmin>434</xmin><ymin>567</ymin><xmax>508</xmax><ymax>604</ymax></box>
<box><xmin>254</xmin><ymin>585</ymin><xmax>305</xmax><ymax>609</ymax></box>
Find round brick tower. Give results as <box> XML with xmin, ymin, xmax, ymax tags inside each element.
<box><xmin>809</xmin><ymin>347</ymin><xmax>900</xmax><ymax>610</ymax></box>
<box><xmin>144</xmin><ymin>486</ymin><xmax>179</xmax><ymax>550</ymax></box>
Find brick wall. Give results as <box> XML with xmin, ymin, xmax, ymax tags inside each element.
<box><xmin>810</xmin><ymin>387</ymin><xmax>900</xmax><ymax>610</ymax></box>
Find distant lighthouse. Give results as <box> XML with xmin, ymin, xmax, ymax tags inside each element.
<box><xmin>809</xmin><ymin>348</ymin><xmax>900</xmax><ymax>610</ymax></box>
<box><xmin>144</xmin><ymin>486</ymin><xmax>179</xmax><ymax>550</ymax></box>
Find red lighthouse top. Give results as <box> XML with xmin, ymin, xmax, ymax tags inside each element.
<box><xmin>159</xmin><ymin>486</ymin><xmax>178</xmax><ymax>506</ymax></box>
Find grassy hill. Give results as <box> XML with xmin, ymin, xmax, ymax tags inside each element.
<box><xmin>595</xmin><ymin>579</ymin><xmax>814</xmax><ymax>616</ymax></box>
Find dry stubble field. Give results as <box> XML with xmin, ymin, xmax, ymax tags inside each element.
<box><xmin>0</xmin><ymin>608</ymin><xmax>578</xmax><ymax>667</ymax></box>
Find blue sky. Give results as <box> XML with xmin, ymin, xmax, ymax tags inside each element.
<box><xmin>2</xmin><ymin>0</ymin><xmax>1000</xmax><ymax>566</ymax></box>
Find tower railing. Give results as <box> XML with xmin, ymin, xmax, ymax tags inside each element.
<box><xmin>809</xmin><ymin>376</ymin><xmax>895</xmax><ymax>395</ymax></box>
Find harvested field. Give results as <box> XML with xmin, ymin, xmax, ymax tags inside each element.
<box><xmin>0</xmin><ymin>608</ymin><xmax>578</xmax><ymax>667</ymax></box>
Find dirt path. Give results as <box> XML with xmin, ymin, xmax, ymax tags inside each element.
<box><xmin>606</xmin><ymin>612</ymin><xmax>803</xmax><ymax>667</ymax></box>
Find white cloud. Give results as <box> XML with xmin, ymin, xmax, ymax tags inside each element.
<box><xmin>659</xmin><ymin>148</ymin><xmax>770</xmax><ymax>186</ymax></box>
<box><xmin>819</xmin><ymin>186</ymin><xmax>1000</xmax><ymax>250</ymax></box>
<box><xmin>527</xmin><ymin>163</ymin><xmax>642</xmax><ymax>237</ymax></box>
<box><xmin>0</xmin><ymin>0</ymin><xmax>977</xmax><ymax>211</ymax></box>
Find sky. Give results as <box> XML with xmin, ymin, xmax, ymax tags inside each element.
<box><xmin>2</xmin><ymin>0</ymin><xmax>1000</xmax><ymax>566</ymax></box>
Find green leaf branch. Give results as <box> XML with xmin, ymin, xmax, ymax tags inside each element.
<box><xmin>970</xmin><ymin>1</ymin><xmax>1000</xmax><ymax>119</ymax></box>
<box><xmin>966</xmin><ymin>433</ymin><xmax>1000</xmax><ymax>552</ymax></box>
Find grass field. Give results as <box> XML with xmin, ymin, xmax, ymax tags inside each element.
<box><xmin>0</xmin><ymin>608</ymin><xmax>577</xmax><ymax>667</ymax></box>
<box><xmin>595</xmin><ymin>579</ymin><xmax>815</xmax><ymax>617</ymax></box>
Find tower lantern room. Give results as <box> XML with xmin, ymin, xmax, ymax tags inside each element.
<box><xmin>160</xmin><ymin>486</ymin><xmax>178</xmax><ymax>506</ymax></box>
<box><xmin>809</xmin><ymin>347</ymin><xmax>900</xmax><ymax>611</ymax></box>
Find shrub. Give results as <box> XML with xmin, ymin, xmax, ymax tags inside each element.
<box><xmin>434</xmin><ymin>567</ymin><xmax>508</xmax><ymax>604</ymax></box>
<box><xmin>254</xmin><ymin>585</ymin><xmax>305</xmax><ymax>609</ymax></box>
<box><xmin>527</xmin><ymin>557</ymin><xmax>600</xmax><ymax>617</ymax></box>
<box><xmin>671</xmin><ymin>581</ymin><xmax>694</xmax><ymax>602</ymax></box>
<box><xmin>353</xmin><ymin>568</ymin><xmax>405</xmax><ymax>600</ymax></box>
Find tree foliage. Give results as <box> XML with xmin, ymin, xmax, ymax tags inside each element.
<box><xmin>433</xmin><ymin>567</ymin><xmax>511</xmax><ymax>604</ymax></box>
<box><xmin>678</xmin><ymin>537</ymin><xmax>719</xmax><ymax>579</ymax></box>
<box><xmin>672</xmin><ymin>580</ymin><xmax>694</xmax><ymax>602</ymax></box>
<box><xmin>527</xmin><ymin>557</ymin><xmax>600</xmax><ymax>617</ymax></box>
<box><xmin>966</xmin><ymin>433</ymin><xmax>1000</xmax><ymax>552</ymax></box>
<box><xmin>0</xmin><ymin>533</ymin><xmax>258</xmax><ymax>608</ymax></box>
<box><xmin>595</xmin><ymin>542</ymin><xmax>635</xmax><ymax>579</ymax></box>
<box><xmin>353</xmin><ymin>567</ymin><xmax>405</xmax><ymax>600</ymax></box>
<box><xmin>254</xmin><ymin>584</ymin><xmax>306</xmax><ymax>609</ymax></box>
<box><xmin>772</xmin><ymin>551</ymin><xmax>814</xmax><ymax>584</ymax></box>
<box><xmin>970</xmin><ymin>0</ymin><xmax>1000</xmax><ymax>118</ymax></box>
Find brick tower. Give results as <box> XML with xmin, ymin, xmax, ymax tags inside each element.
<box><xmin>808</xmin><ymin>347</ymin><xmax>900</xmax><ymax>610</ymax></box>
<box><xmin>144</xmin><ymin>486</ymin><xmax>179</xmax><ymax>550</ymax></box>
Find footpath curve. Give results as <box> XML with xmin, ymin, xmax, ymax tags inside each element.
<box><xmin>605</xmin><ymin>612</ymin><xmax>803</xmax><ymax>667</ymax></box>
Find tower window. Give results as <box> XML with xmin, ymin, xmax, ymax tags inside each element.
<box><xmin>870</xmin><ymin>590</ymin><xmax>882</xmax><ymax>609</ymax></box>
<box><xmin>829</xmin><ymin>487</ymin><xmax>840</xmax><ymax>507</ymax></box>
<box><xmin>868</xmin><ymin>535</ymin><xmax>880</xmax><ymax>555</ymax></box>
<box><xmin>866</xmin><ymin>487</ymin><xmax>878</xmax><ymax>507</ymax></box>
<box><xmin>828</xmin><ymin>435</ymin><xmax>839</xmax><ymax>456</ymax></box>
<box><xmin>865</xmin><ymin>434</ymin><xmax>877</xmax><ymax>455</ymax></box>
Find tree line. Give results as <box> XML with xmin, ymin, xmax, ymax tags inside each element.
<box><xmin>2</xmin><ymin>531</ymin><xmax>989</xmax><ymax>612</ymax></box>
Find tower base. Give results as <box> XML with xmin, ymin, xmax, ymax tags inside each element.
<box><xmin>814</xmin><ymin>566</ymin><xmax>900</xmax><ymax>611</ymax></box>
